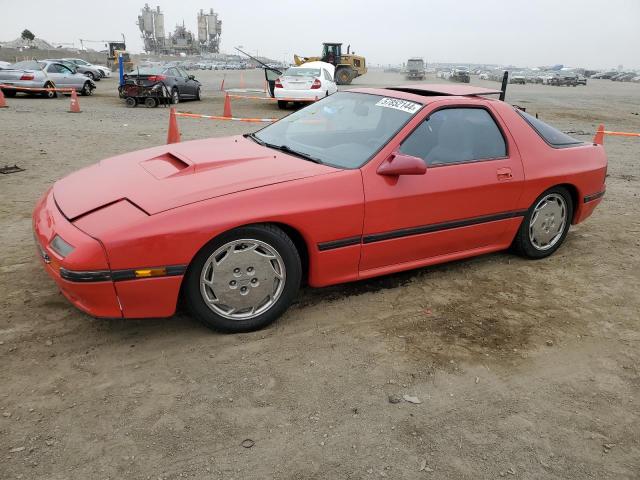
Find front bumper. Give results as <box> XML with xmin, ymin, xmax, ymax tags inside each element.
<box><xmin>33</xmin><ymin>188</ymin><xmax>185</xmax><ymax>319</ymax></box>
<box><xmin>33</xmin><ymin>188</ymin><xmax>122</xmax><ymax>318</ymax></box>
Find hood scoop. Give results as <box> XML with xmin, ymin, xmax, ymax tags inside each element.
<box><xmin>140</xmin><ymin>152</ymin><xmax>191</xmax><ymax>179</ymax></box>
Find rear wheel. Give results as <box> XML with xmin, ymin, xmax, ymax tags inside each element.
<box><xmin>41</xmin><ymin>82</ymin><xmax>56</xmax><ymax>99</ymax></box>
<box><xmin>184</xmin><ymin>224</ymin><xmax>302</xmax><ymax>333</ymax></box>
<box><xmin>144</xmin><ymin>97</ymin><xmax>158</xmax><ymax>108</ymax></box>
<box><xmin>125</xmin><ymin>97</ymin><xmax>137</xmax><ymax>108</ymax></box>
<box><xmin>513</xmin><ymin>187</ymin><xmax>573</xmax><ymax>259</ymax></box>
<box><xmin>2</xmin><ymin>89</ymin><xmax>16</xmax><ymax>98</ymax></box>
<box><xmin>85</xmin><ymin>71</ymin><xmax>95</xmax><ymax>81</ymax></box>
<box><xmin>277</xmin><ymin>100</ymin><xmax>287</xmax><ymax>109</ymax></box>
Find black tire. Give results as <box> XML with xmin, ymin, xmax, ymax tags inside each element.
<box><xmin>171</xmin><ymin>88</ymin><xmax>180</xmax><ymax>104</ymax></box>
<box><xmin>125</xmin><ymin>97</ymin><xmax>137</xmax><ymax>108</ymax></box>
<box><xmin>184</xmin><ymin>224</ymin><xmax>302</xmax><ymax>333</ymax></box>
<box><xmin>85</xmin><ymin>71</ymin><xmax>95</xmax><ymax>81</ymax></box>
<box><xmin>277</xmin><ymin>100</ymin><xmax>287</xmax><ymax>109</ymax></box>
<box><xmin>41</xmin><ymin>82</ymin><xmax>56</xmax><ymax>99</ymax></box>
<box><xmin>195</xmin><ymin>86</ymin><xmax>201</xmax><ymax>101</ymax></box>
<box><xmin>144</xmin><ymin>97</ymin><xmax>158</xmax><ymax>108</ymax></box>
<box><xmin>2</xmin><ymin>89</ymin><xmax>16</xmax><ymax>98</ymax></box>
<box><xmin>512</xmin><ymin>186</ymin><xmax>573</xmax><ymax>259</ymax></box>
<box><xmin>335</xmin><ymin>67</ymin><xmax>355</xmax><ymax>85</ymax></box>
<box><xmin>81</xmin><ymin>82</ymin><xmax>93</xmax><ymax>96</ymax></box>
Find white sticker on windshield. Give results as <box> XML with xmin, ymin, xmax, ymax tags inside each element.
<box><xmin>375</xmin><ymin>97</ymin><xmax>421</xmax><ymax>114</ymax></box>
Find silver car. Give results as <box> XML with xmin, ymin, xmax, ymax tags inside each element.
<box><xmin>0</xmin><ymin>60</ymin><xmax>96</xmax><ymax>98</ymax></box>
<box><xmin>62</xmin><ymin>58</ymin><xmax>109</xmax><ymax>79</ymax></box>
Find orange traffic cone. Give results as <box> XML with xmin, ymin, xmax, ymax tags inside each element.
<box><xmin>223</xmin><ymin>93</ymin><xmax>232</xmax><ymax>118</ymax></box>
<box><xmin>239</xmin><ymin>72</ymin><xmax>245</xmax><ymax>89</ymax></box>
<box><xmin>68</xmin><ymin>89</ymin><xmax>81</xmax><ymax>113</ymax></box>
<box><xmin>167</xmin><ymin>107</ymin><xmax>181</xmax><ymax>144</ymax></box>
<box><xmin>0</xmin><ymin>88</ymin><xmax>8</xmax><ymax>108</ymax></box>
<box><xmin>593</xmin><ymin>124</ymin><xmax>605</xmax><ymax>145</ymax></box>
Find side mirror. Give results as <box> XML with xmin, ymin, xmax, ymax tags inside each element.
<box><xmin>377</xmin><ymin>151</ymin><xmax>426</xmax><ymax>176</ymax></box>
<box><xmin>188</xmin><ymin>75</ymin><xmax>195</xmax><ymax>80</ymax></box>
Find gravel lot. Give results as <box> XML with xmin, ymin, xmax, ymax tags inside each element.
<box><xmin>1</xmin><ymin>69</ymin><xmax>639</xmax><ymax>479</ymax></box>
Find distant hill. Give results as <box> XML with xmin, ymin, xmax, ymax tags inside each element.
<box><xmin>0</xmin><ymin>37</ymin><xmax>56</xmax><ymax>50</ymax></box>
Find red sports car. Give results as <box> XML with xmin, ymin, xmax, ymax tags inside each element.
<box><xmin>33</xmin><ymin>85</ymin><xmax>607</xmax><ymax>332</ymax></box>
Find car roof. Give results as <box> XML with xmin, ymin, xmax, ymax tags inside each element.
<box><xmin>388</xmin><ymin>84</ymin><xmax>501</xmax><ymax>96</ymax></box>
<box><xmin>349</xmin><ymin>84</ymin><xmax>503</xmax><ymax>105</ymax></box>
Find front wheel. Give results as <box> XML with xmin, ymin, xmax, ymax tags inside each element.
<box><xmin>81</xmin><ymin>82</ymin><xmax>93</xmax><ymax>96</ymax></box>
<box><xmin>513</xmin><ymin>187</ymin><xmax>573</xmax><ymax>259</ymax></box>
<box><xmin>184</xmin><ymin>225</ymin><xmax>302</xmax><ymax>333</ymax></box>
<box><xmin>171</xmin><ymin>88</ymin><xmax>180</xmax><ymax>104</ymax></box>
<box><xmin>85</xmin><ymin>72</ymin><xmax>95</xmax><ymax>81</ymax></box>
<box><xmin>195</xmin><ymin>86</ymin><xmax>201</xmax><ymax>101</ymax></box>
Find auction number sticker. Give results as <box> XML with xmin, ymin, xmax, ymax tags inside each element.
<box><xmin>375</xmin><ymin>97</ymin><xmax>421</xmax><ymax>114</ymax></box>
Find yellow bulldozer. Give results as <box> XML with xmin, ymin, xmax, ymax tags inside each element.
<box><xmin>294</xmin><ymin>42</ymin><xmax>366</xmax><ymax>85</ymax></box>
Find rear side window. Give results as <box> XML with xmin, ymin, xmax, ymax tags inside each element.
<box><xmin>517</xmin><ymin>110</ymin><xmax>582</xmax><ymax>147</ymax></box>
<box><xmin>400</xmin><ymin>108</ymin><xmax>507</xmax><ymax>166</ymax></box>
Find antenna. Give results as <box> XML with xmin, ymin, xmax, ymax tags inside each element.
<box><xmin>499</xmin><ymin>71</ymin><xmax>509</xmax><ymax>101</ymax></box>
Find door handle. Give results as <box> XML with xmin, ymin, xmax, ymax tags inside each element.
<box><xmin>497</xmin><ymin>167</ymin><xmax>513</xmax><ymax>180</ymax></box>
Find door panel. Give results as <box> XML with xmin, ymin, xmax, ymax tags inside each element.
<box><xmin>360</xmin><ymin>104</ymin><xmax>524</xmax><ymax>273</ymax></box>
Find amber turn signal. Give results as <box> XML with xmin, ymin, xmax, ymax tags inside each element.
<box><xmin>134</xmin><ymin>267</ymin><xmax>167</xmax><ymax>278</ymax></box>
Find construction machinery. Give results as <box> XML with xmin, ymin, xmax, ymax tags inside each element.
<box><xmin>79</xmin><ymin>38</ymin><xmax>132</xmax><ymax>72</ymax></box>
<box><xmin>294</xmin><ymin>42</ymin><xmax>366</xmax><ymax>85</ymax></box>
<box><xmin>104</xmin><ymin>41</ymin><xmax>133</xmax><ymax>73</ymax></box>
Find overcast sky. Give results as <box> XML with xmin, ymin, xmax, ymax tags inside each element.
<box><xmin>1</xmin><ymin>0</ymin><xmax>639</xmax><ymax>69</ymax></box>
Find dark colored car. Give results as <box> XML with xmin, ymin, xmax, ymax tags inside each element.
<box><xmin>121</xmin><ymin>66</ymin><xmax>201</xmax><ymax>104</ymax></box>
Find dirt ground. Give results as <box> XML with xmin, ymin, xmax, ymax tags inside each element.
<box><xmin>1</xmin><ymin>69</ymin><xmax>639</xmax><ymax>480</ymax></box>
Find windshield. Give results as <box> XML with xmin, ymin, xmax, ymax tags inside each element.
<box><xmin>284</xmin><ymin>68</ymin><xmax>321</xmax><ymax>77</ymax></box>
<box><xmin>255</xmin><ymin>92</ymin><xmax>422</xmax><ymax>169</ymax></box>
<box><xmin>407</xmin><ymin>60</ymin><xmax>423</xmax><ymax>68</ymax></box>
<box><xmin>131</xmin><ymin>67</ymin><xmax>165</xmax><ymax>75</ymax></box>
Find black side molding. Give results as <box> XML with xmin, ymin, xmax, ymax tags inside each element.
<box><xmin>60</xmin><ymin>265</ymin><xmax>188</xmax><ymax>283</ymax></box>
<box><xmin>317</xmin><ymin>236</ymin><xmax>361</xmax><ymax>251</ymax></box>
<box><xmin>362</xmin><ymin>210</ymin><xmax>527</xmax><ymax>244</ymax></box>
<box><xmin>317</xmin><ymin>209</ymin><xmax>528</xmax><ymax>251</ymax></box>
<box><xmin>584</xmin><ymin>191</ymin><xmax>605</xmax><ymax>203</ymax></box>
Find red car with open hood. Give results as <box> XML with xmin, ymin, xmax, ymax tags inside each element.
<box><xmin>33</xmin><ymin>85</ymin><xmax>607</xmax><ymax>332</ymax></box>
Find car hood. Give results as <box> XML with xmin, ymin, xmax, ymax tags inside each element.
<box><xmin>53</xmin><ymin>136</ymin><xmax>336</xmax><ymax>220</ymax></box>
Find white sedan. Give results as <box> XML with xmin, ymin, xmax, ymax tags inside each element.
<box><xmin>274</xmin><ymin>61</ymin><xmax>338</xmax><ymax>109</ymax></box>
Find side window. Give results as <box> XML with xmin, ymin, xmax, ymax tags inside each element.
<box><xmin>169</xmin><ymin>68</ymin><xmax>180</xmax><ymax>77</ymax></box>
<box><xmin>178</xmin><ymin>68</ymin><xmax>189</xmax><ymax>78</ymax></box>
<box><xmin>323</xmin><ymin>69</ymin><xmax>333</xmax><ymax>81</ymax></box>
<box><xmin>400</xmin><ymin>108</ymin><xmax>507</xmax><ymax>166</ymax></box>
<box><xmin>47</xmin><ymin>64</ymin><xmax>60</xmax><ymax>73</ymax></box>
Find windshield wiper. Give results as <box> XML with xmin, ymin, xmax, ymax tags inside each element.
<box><xmin>246</xmin><ymin>134</ymin><xmax>323</xmax><ymax>164</ymax></box>
<box><xmin>269</xmin><ymin>144</ymin><xmax>323</xmax><ymax>164</ymax></box>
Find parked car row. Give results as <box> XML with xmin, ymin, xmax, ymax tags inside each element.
<box><xmin>0</xmin><ymin>60</ymin><xmax>96</xmax><ymax>97</ymax></box>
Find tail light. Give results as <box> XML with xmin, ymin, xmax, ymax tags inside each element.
<box><xmin>275</xmin><ymin>78</ymin><xmax>283</xmax><ymax>88</ymax></box>
<box><xmin>147</xmin><ymin>75</ymin><xmax>167</xmax><ymax>82</ymax></box>
<box><xmin>20</xmin><ymin>73</ymin><xmax>34</xmax><ymax>80</ymax></box>
<box><xmin>310</xmin><ymin>78</ymin><xmax>321</xmax><ymax>89</ymax></box>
